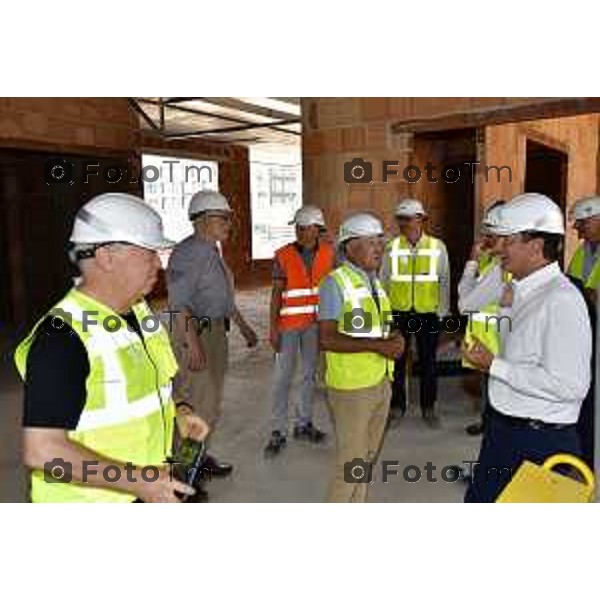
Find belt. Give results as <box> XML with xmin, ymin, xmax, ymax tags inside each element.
<box><xmin>489</xmin><ymin>406</ymin><xmax>575</xmax><ymax>431</ymax></box>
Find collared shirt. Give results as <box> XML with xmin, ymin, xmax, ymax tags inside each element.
<box><xmin>166</xmin><ymin>235</ymin><xmax>235</xmax><ymax>319</ymax></box>
<box><xmin>380</xmin><ymin>234</ymin><xmax>451</xmax><ymax>317</ymax></box>
<box><xmin>318</xmin><ymin>260</ymin><xmax>380</xmax><ymax>322</ymax></box>
<box><xmin>489</xmin><ymin>262</ymin><xmax>592</xmax><ymax>424</ymax></box>
<box><xmin>457</xmin><ymin>261</ymin><xmax>505</xmax><ymax>313</ymax></box>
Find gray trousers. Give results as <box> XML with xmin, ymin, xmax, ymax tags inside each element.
<box><xmin>270</xmin><ymin>324</ymin><xmax>319</xmax><ymax>433</ymax></box>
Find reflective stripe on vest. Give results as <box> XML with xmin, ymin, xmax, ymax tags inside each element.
<box><xmin>279</xmin><ymin>305</ymin><xmax>318</xmax><ymax>316</ymax></box>
<box><xmin>388</xmin><ymin>241</ymin><xmax>441</xmax><ymax>283</ymax></box>
<box><xmin>386</xmin><ymin>235</ymin><xmax>442</xmax><ymax>312</ymax></box>
<box><xmin>334</xmin><ymin>267</ymin><xmax>388</xmax><ymax>338</ymax></box>
<box><xmin>281</xmin><ymin>287</ymin><xmax>320</xmax><ymax>299</ymax></box>
<box><xmin>324</xmin><ymin>264</ymin><xmax>395</xmax><ymax>390</ymax></box>
<box><xmin>276</xmin><ymin>242</ymin><xmax>335</xmax><ymax>331</ymax></box>
<box><xmin>14</xmin><ymin>289</ymin><xmax>177</xmax><ymax>503</ymax></box>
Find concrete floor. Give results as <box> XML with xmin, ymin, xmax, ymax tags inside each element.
<box><xmin>0</xmin><ymin>287</ymin><xmax>480</xmax><ymax>502</ymax></box>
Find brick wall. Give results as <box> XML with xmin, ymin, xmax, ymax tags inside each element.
<box><xmin>302</xmin><ymin>98</ymin><xmax>600</xmax><ymax>263</ymax></box>
<box><xmin>0</xmin><ymin>98</ymin><xmax>136</xmax><ymax>155</ymax></box>
<box><xmin>481</xmin><ymin>113</ymin><xmax>600</xmax><ymax>259</ymax></box>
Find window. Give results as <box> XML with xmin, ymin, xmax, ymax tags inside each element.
<box><xmin>142</xmin><ymin>154</ymin><xmax>219</xmax><ymax>265</ymax></box>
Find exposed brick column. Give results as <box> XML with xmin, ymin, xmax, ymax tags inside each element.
<box><xmin>302</xmin><ymin>98</ymin><xmax>418</xmax><ymax>237</ymax></box>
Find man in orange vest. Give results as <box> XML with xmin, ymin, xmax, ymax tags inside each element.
<box><xmin>265</xmin><ymin>205</ymin><xmax>336</xmax><ymax>456</ymax></box>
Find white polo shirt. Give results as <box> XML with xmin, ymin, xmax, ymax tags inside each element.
<box><xmin>489</xmin><ymin>262</ymin><xmax>592</xmax><ymax>424</ymax></box>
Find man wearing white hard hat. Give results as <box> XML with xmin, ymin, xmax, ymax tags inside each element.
<box><xmin>458</xmin><ymin>200</ymin><xmax>509</xmax><ymax>437</ymax></box>
<box><xmin>318</xmin><ymin>212</ymin><xmax>404</xmax><ymax>502</ymax></box>
<box><xmin>15</xmin><ymin>193</ymin><xmax>209</xmax><ymax>502</ymax></box>
<box><xmin>463</xmin><ymin>193</ymin><xmax>592</xmax><ymax>502</ymax></box>
<box><xmin>568</xmin><ymin>195</ymin><xmax>600</xmax><ymax>298</ymax></box>
<box><xmin>166</xmin><ymin>190</ymin><xmax>258</xmax><ymax>484</ymax></box>
<box><xmin>566</xmin><ymin>195</ymin><xmax>600</xmax><ymax>468</ymax></box>
<box><xmin>264</xmin><ymin>205</ymin><xmax>335</xmax><ymax>456</ymax></box>
<box><xmin>381</xmin><ymin>198</ymin><xmax>450</xmax><ymax>427</ymax></box>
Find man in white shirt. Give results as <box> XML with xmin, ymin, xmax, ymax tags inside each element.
<box><xmin>462</xmin><ymin>193</ymin><xmax>592</xmax><ymax>503</ymax></box>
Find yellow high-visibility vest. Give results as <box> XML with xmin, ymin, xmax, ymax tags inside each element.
<box><xmin>385</xmin><ymin>234</ymin><xmax>442</xmax><ymax>313</ymax></box>
<box><xmin>462</xmin><ymin>255</ymin><xmax>511</xmax><ymax>369</ymax></box>
<box><xmin>324</xmin><ymin>264</ymin><xmax>395</xmax><ymax>390</ymax></box>
<box><xmin>14</xmin><ymin>288</ymin><xmax>177</xmax><ymax>503</ymax></box>
<box><xmin>567</xmin><ymin>244</ymin><xmax>600</xmax><ymax>290</ymax></box>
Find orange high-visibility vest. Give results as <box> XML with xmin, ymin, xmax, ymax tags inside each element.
<box><xmin>275</xmin><ymin>242</ymin><xmax>335</xmax><ymax>331</ymax></box>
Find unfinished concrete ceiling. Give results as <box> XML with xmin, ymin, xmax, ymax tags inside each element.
<box><xmin>130</xmin><ymin>97</ymin><xmax>301</xmax><ymax>145</ymax></box>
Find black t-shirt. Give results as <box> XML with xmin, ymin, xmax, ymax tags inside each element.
<box><xmin>23</xmin><ymin>313</ymin><xmax>143</xmax><ymax>429</ymax></box>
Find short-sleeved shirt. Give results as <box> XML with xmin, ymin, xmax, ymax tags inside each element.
<box><xmin>318</xmin><ymin>261</ymin><xmax>380</xmax><ymax>322</ymax></box>
<box><xmin>166</xmin><ymin>235</ymin><xmax>235</xmax><ymax>319</ymax></box>
<box><xmin>22</xmin><ymin>313</ymin><xmax>142</xmax><ymax>429</ymax></box>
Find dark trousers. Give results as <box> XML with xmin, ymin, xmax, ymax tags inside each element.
<box><xmin>577</xmin><ymin>318</ymin><xmax>596</xmax><ymax>469</ymax></box>
<box><xmin>391</xmin><ymin>311</ymin><xmax>439</xmax><ymax>413</ymax></box>
<box><xmin>465</xmin><ymin>406</ymin><xmax>580</xmax><ymax>503</ymax></box>
<box><xmin>569</xmin><ymin>276</ymin><xmax>596</xmax><ymax>470</ymax></box>
<box><xmin>576</xmin><ymin>384</ymin><xmax>595</xmax><ymax>469</ymax></box>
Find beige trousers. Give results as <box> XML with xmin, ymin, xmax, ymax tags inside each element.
<box><xmin>173</xmin><ymin>319</ymin><xmax>228</xmax><ymax>430</ymax></box>
<box><xmin>326</xmin><ymin>380</ymin><xmax>391</xmax><ymax>503</ymax></box>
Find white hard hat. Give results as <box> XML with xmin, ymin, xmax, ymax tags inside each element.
<box><xmin>70</xmin><ymin>193</ymin><xmax>173</xmax><ymax>250</ymax></box>
<box><xmin>288</xmin><ymin>205</ymin><xmax>326</xmax><ymax>227</ymax></box>
<box><xmin>481</xmin><ymin>200</ymin><xmax>506</xmax><ymax>234</ymax></box>
<box><xmin>188</xmin><ymin>190</ymin><xmax>232</xmax><ymax>221</ymax></box>
<box><xmin>494</xmin><ymin>193</ymin><xmax>565</xmax><ymax>236</ymax></box>
<box><xmin>570</xmin><ymin>196</ymin><xmax>600</xmax><ymax>221</ymax></box>
<box><xmin>395</xmin><ymin>198</ymin><xmax>426</xmax><ymax>218</ymax></box>
<box><xmin>338</xmin><ymin>213</ymin><xmax>384</xmax><ymax>243</ymax></box>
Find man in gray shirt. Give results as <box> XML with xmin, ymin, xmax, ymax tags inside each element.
<box><xmin>167</xmin><ymin>190</ymin><xmax>257</xmax><ymax>481</ymax></box>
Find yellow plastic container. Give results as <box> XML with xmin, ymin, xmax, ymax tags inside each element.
<box><xmin>496</xmin><ymin>454</ymin><xmax>595</xmax><ymax>503</ymax></box>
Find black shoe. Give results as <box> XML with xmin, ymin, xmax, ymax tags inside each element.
<box><xmin>465</xmin><ymin>421</ymin><xmax>484</xmax><ymax>436</ymax></box>
<box><xmin>422</xmin><ymin>408</ymin><xmax>441</xmax><ymax>429</ymax></box>
<box><xmin>293</xmin><ymin>422</ymin><xmax>326</xmax><ymax>443</ymax></box>
<box><xmin>264</xmin><ymin>431</ymin><xmax>287</xmax><ymax>456</ymax></box>
<box><xmin>202</xmin><ymin>454</ymin><xmax>234</xmax><ymax>478</ymax></box>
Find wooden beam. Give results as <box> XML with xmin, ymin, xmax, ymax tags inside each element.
<box><xmin>164</xmin><ymin>119</ymin><xmax>300</xmax><ymax>139</ymax></box>
<box><xmin>391</xmin><ymin>98</ymin><xmax>600</xmax><ymax>134</ymax></box>
<box><xmin>137</xmin><ymin>98</ymin><xmax>299</xmax><ymax>137</ymax></box>
<box><xmin>197</xmin><ymin>97</ymin><xmax>298</xmax><ymax>121</ymax></box>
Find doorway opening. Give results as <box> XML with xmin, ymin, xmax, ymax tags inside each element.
<box><xmin>525</xmin><ymin>139</ymin><xmax>568</xmax><ymax>212</ymax></box>
<box><xmin>412</xmin><ymin>128</ymin><xmax>477</xmax><ymax>312</ymax></box>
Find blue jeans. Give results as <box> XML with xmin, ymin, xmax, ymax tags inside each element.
<box><xmin>270</xmin><ymin>324</ymin><xmax>319</xmax><ymax>433</ymax></box>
